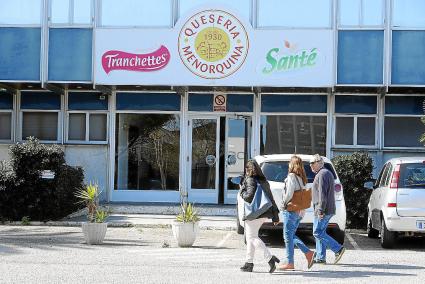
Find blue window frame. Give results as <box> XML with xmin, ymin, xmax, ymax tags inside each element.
<box><xmin>116</xmin><ymin>93</ymin><xmax>180</xmax><ymax>111</ymax></box>
<box><xmin>21</xmin><ymin>92</ymin><xmax>61</xmax><ymax>110</ymax></box>
<box><xmin>392</xmin><ymin>31</ymin><xmax>425</xmax><ymax>85</ymax></box>
<box><xmin>68</xmin><ymin>92</ymin><xmax>108</xmax><ymax>110</ymax></box>
<box><xmin>385</xmin><ymin>96</ymin><xmax>425</xmax><ymax>115</ymax></box>
<box><xmin>48</xmin><ymin>28</ymin><xmax>93</xmax><ymax>81</ymax></box>
<box><xmin>0</xmin><ymin>93</ymin><xmax>13</xmax><ymax>110</ymax></box>
<box><xmin>261</xmin><ymin>95</ymin><xmax>327</xmax><ymax>113</ymax></box>
<box><xmin>0</xmin><ymin>28</ymin><xmax>41</xmax><ymax>81</ymax></box>
<box><xmin>337</xmin><ymin>31</ymin><xmax>384</xmax><ymax>85</ymax></box>
<box><xmin>335</xmin><ymin>95</ymin><xmax>377</xmax><ymax>114</ymax></box>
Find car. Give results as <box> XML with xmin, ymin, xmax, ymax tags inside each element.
<box><xmin>364</xmin><ymin>157</ymin><xmax>425</xmax><ymax>248</ymax></box>
<box><xmin>235</xmin><ymin>154</ymin><xmax>346</xmax><ymax>244</ymax></box>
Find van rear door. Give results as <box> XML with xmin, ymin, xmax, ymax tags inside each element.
<box><xmin>396</xmin><ymin>163</ymin><xmax>425</xmax><ymax>217</ymax></box>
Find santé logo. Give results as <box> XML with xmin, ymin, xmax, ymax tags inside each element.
<box><xmin>178</xmin><ymin>10</ymin><xmax>249</xmax><ymax>79</ymax></box>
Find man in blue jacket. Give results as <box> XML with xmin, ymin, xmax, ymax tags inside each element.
<box><xmin>310</xmin><ymin>154</ymin><xmax>346</xmax><ymax>264</ymax></box>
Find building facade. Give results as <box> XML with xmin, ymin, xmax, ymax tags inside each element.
<box><xmin>1</xmin><ymin>0</ymin><xmax>425</xmax><ymax>204</ymax></box>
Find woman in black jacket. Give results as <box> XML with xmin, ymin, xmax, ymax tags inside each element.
<box><xmin>239</xmin><ymin>159</ymin><xmax>280</xmax><ymax>273</ymax></box>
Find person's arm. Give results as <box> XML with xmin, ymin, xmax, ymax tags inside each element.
<box><xmin>316</xmin><ymin>172</ymin><xmax>328</xmax><ymax>216</ymax></box>
<box><xmin>240</xmin><ymin>177</ymin><xmax>257</xmax><ymax>203</ymax></box>
<box><xmin>281</xmin><ymin>174</ymin><xmax>296</xmax><ymax>209</ymax></box>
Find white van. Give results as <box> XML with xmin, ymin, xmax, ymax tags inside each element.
<box><xmin>365</xmin><ymin>157</ymin><xmax>425</xmax><ymax>248</ymax></box>
<box><xmin>236</xmin><ymin>154</ymin><xmax>347</xmax><ymax>244</ymax></box>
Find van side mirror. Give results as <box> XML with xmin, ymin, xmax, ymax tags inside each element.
<box><xmin>364</xmin><ymin>180</ymin><xmax>376</xmax><ymax>190</ymax></box>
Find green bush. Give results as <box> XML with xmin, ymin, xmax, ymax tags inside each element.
<box><xmin>0</xmin><ymin>137</ymin><xmax>85</xmax><ymax>221</ymax></box>
<box><xmin>332</xmin><ymin>152</ymin><xmax>374</xmax><ymax>229</ymax></box>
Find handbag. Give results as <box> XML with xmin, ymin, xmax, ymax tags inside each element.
<box><xmin>286</xmin><ymin>176</ymin><xmax>312</xmax><ymax>211</ymax></box>
<box><xmin>244</xmin><ymin>180</ymin><xmax>272</xmax><ymax>221</ymax></box>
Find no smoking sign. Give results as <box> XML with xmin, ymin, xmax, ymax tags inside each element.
<box><xmin>213</xmin><ymin>94</ymin><xmax>227</xmax><ymax>112</ymax></box>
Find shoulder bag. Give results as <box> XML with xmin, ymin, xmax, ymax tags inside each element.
<box><xmin>244</xmin><ymin>180</ymin><xmax>272</xmax><ymax>221</ymax></box>
<box><xmin>286</xmin><ymin>176</ymin><xmax>312</xmax><ymax>211</ymax></box>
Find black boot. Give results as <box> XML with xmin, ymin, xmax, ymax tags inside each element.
<box><xmin>240</xmin><ymin>262</ymin><xmax>254</xmax><ymax>272</ymax></box>
<box><xmin>268</xmin><ymin>255</ymin><xmax>280</xmax><ymax>273</ymax></box>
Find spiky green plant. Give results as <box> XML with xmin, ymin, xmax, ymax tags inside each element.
<box><xmin>95</xmin><ymin>210</ymin><xmax>109</xmax><ymax>223</ymax></box>
<box><xmin>176</xmin><ymin>202</ymin><xmax>200</xmax><ymax>223</ymax></box>
<box><xmin>75</xmin><ymin>182</ymin><xmax>100</xmax><ymax>223</ymax></box>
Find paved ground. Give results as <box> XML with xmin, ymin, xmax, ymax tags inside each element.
<box><xmin>1</xmin><ymin>225</ymin><xmax>425</xmax><ymax>284</ymax></box>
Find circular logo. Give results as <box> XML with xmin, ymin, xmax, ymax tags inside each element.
<box><xmin>178</xmin><ymin>10</ymin><xmax>249</xmax><ymax>79</ymax></box>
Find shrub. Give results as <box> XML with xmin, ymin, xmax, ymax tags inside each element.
<box><xmin>332</xmin><ymin>152</ymin><xmax>374</xmax><ymax>229</ymax></box>
<box><xmin>0</xmin><ymin>137</ymin><xmax>84</xmax><ymax>221</ymax></box>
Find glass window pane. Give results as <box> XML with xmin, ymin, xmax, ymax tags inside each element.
<box><xmin>393</xmin><ymin>0</ymin><xmax>425</xmax><ymax>28</ymax></box>
<box><xmin>260</xmin><ymin>115</ymin><xmax>326</xmax><ymax>155</ymax></box>
<box><xmin>89</xmin><ymin>114</ymin><xmax>107</xmax><ymax>141</ymax></box>
<box><xmin>385</xmin><ymin>96</ymin><xmax>425</xmax><ymax>115</ymax></box>
<box><xmin>101</xmin><ymin>0</ymin><xmax>172</xmax><ymax>27</ymax></box>
<box><xmin>335</xmin><ymin>117</ymin><xmax>354</xmax><ymax>145</ymax></box>
<box><xmin>227</xmin><ymin>94</ymin><xmax>253</xmax><ymax>112</ymax></box>
<box><xmin>261</xmin><ymin>95</ymin><xmax>327</xmax><ymax>113</ymax></box>
<box><xmin>68</xmin><ymin>92</ymin><xmax>108</xmax><ymax>110</ymax></box>
<box><xmin>0</xmin><ymin>0</ymin><xmax>41</xmax><ymax>25</ymax></box>
<box><xmin>363</xmin><ymin>0</ymin><xmax>384</xmax><ymax>26</ymax></box>
<box><xmin>258</xmin><ymin>0</ymin><xmax>331</xmax><ymax>28</ymax></box>
<box><xmin>0</xmin><ymin>93</ymin><xmax>13</xmax><ymax>109</ymax></box>
<box><xmin>21</xmin><ymin>92</ymin><xmax>61</xmax><ymax>110</ymax></box>
<box><xmin>384</xmin><ymin>117</ymin><xmax>425</xmax><ymax>147</ymax></box>
<box><xmin>114</xmin><ymin>114</ymin><xmax>180</xmax><ymax>190</ymax></box>
<box><xmin>22</xmin><ymin>112</ymin><xmax>58</xmax><ymax>141</ymax></box>
<box><xmin>179</xmin><ymin>0</ymin><xmax>250</xmax><ymax>23</ymax></box>
<box><xmin>338</xmin><ymin>31</ymin><xmax>384</xmax><ymax>84</ymax></box>
<box><xmin>73</xmin><ymin>0</ymin><xmax>92</xmax><ymax>24</ymax></box>
<box><xmin>0</xmin><ymin>113</ymin><xmax>12</xmax><ymax>140</ymax></box>
<box><xmin>188</xmin><ymin>93</ymin><xmax>213</xmax><ymax>111</ymax></box>
<box><xmin>339</xmin><ymin>0</ymin><xmax>360</xmax><ymax>26</ymax></box>
<box><xmin>51</xmin><ymin>0</ymin><xmax>70</xmax><ymax>24</ymax></box>
<box><xmin>116</xmin><ymin>93</ymin><xmax>180</xmax><ymax>111</ymax></box>
<box><xmin>392</xmin><ymin>31</ymin><xmax>425</xmax><ymax>85</ymax></box>
<box><xmin>335</xmin><ymin>95</ymin><xmax>377</xmax><ymax>114</ymax></box>
<box><xmin>68</xmin><ymin>113</ymin><xmax>86</xmax><ymax>140</ymax></box>
<box><xmin>357</xmin><ymin>117</ymin><xmax>375</xmax><ymax>145</ymax></box>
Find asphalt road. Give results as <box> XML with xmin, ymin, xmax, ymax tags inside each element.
<box><xmin>1</xmin><ymin>226</ymin><xmax>425</xmax><ymax>284</ymax></box>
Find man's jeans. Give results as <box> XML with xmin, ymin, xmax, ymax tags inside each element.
<box><xmin>313</xmin><ymin>214</ymin><xmax>343</xmax><ymax>261</ymax></box>
<box><xmin>282</xmin><ymin>211</ymin><xmax>311</xmax><ymax>264</ymax></box>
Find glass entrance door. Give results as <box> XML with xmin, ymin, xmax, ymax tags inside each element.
<box><xmin>224</xmin><ymin>116</ymin><xmax>251</xmax><ymax>204</ymax></box>
<box><xmin>188</xmin><ymin>117</ymin><xmax>220</xmax><ymax>204</ymax></box>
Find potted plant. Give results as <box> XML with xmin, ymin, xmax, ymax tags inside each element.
<box><xmin>172</xmin><ymin>200</ymin><xmax>200</xmax><ymax>247</ymax></box>
<box><xmin>75</xmin><ymin>183</ymin><xmax>109</xmax><ymax>245</ymax></box>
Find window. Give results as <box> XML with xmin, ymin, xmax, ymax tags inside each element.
<box><xmin>260</xmin><ymin>115</ymin><xmax>327</xmax><ymax>155</ymax></box>
<box><xmin>339</xmin><ymin>0</ymin><xmax>384</xmax><ymax>27</ymax></box>
<box><xmin>0</xmin><ymin>93</ymin><xmax>13</xmax><ymax>141</ymax></box>
<box><xmin>337</xmin><ymin>31</ymin><xmax>384</xmax><ymax>85</ymax></box>
<box><xmin>392</xmin><ymin>31</ymin><xmax>425</xmax><ymax>85</ymax></box>
<box><xmin>116</xmin><ymin>93</ymin><xmax>180</xmax><ymax>111</ymax></box>
<box><xmin>100</xmin><ymin>0</ymin><xmax>172</xmax><ymax>27</ymax></box>
<box><xmin>384</xmin><ymin>96</ymin><xmax>425</xmax><ymax>147</ymax></box>
<box><xmin>179</xmin><ymin>0</ymin><xmax>250</xmax><ymax>23</ymax></box>
<box><xmin>257</xmin><ymin>0</ymin><xmax>332</xmax><ymax>28</ymax></box>
<box><xmin>334</xmin><ymin>95</ymin><xmax>377</xmax><ymax>146</ymax></box>
<box><xmin>50</xmin><ymin>0</ymin><xmax>92</xmax><ymax>25</ymax></box>
<box><xmin>67</xmin><ymin>92</ymin><xmax>108</xmax><ymax>143</ymax></box>
<box><xmin>0</xmin><ymin>0</ymin><xmax>42</xmax><ymax>25</ymax></box>
<box><xmin>20</xmin><ymin>92</ymin><xmax>61</xmax><ymax>141</ymax></box>
<box><xmin>261</xmin><ymin>95</ymin><xmax>327</xmax><ymax>113</ymax></box>
<box><xmin>393</xmin><ymin>0</ymin><xmax>425</xmax><ymax>28</ymax></box>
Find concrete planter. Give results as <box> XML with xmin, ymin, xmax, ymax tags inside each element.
<box><xmin>172</xmin><ymin>221</ymin><xmax>199</xmax><ymax>247</ymax></box>
<box><xmin>82</xmin><ymin>222</ymin><xmax>107</xmax><ymax>245</ymax></box>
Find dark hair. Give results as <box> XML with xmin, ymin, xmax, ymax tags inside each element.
<box><xmin>245</xmin><ymin>160</ymin><xmax>266</xmax><ymax>180</ymax></box>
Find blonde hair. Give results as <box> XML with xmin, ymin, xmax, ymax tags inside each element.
<box><xmin>288</xmin><ymin>155</ymin><xmax>307</xmax><ymax>184</ymax></box>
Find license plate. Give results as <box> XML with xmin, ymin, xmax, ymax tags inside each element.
<box><xmin>416</xmin><ymin>221</ymin><xmax>425</xmax><ymax>230</ymax></box>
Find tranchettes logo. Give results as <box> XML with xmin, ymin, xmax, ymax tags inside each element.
<box><xmin>102</xmin><ymin>45</ymin><xmax>170</xmax><ymax>74</ymax></box>
<box><xmin>178</xmin><ymin>9</ymin><xmax>249</xmax><ymax>79</ymax></box>
<box><xmin>262</xmin><ymin>40</ymin><xmax>318</xmax><ymax>75</ymax></box>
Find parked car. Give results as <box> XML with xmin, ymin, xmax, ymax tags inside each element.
<box><xmin>235</xmin><ymin>154</ymin><xmax>346</xmax><ymax>244</ymax></box>
<box><xmin>364</xmin><ymin>157</ymin><xmax>425</xmax><ymax>248</ymax></box>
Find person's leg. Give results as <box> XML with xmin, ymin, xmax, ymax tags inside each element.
<box><xmin>282</xmin><ymin>211</ymin><xmax>296</xmax><ymax>264</ymax></box>
<box><xmin>293</xmin><ymin>215</ymin><xmax>311</xmax><ymax>254</ymax></box>
<box><xmin>314</xmin><ymin>215</ymin><xmax>343</xmax><ymax>254</ymax></box>
<box><xmin>313</xmin><ymin>216</ymin><xmax>326</xmax><ymax>261</ymax></box>
<box><xmin>249</xmin><ymin>218</ymin><xmax>272</xmax><ymax>262</ymax></box>
<box><xmin>244</xmin><ymin>219</ymin><xmax>256</xmax><ymax>264</ymax></box>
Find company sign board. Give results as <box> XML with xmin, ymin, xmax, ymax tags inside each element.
<box><xmin>95</xmin><ymin>6</ymin><xmax>333</xmax><ymax>87</ymax></box>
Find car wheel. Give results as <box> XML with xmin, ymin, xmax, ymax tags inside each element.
<box><xmin>236</xmin><ymin>207</ymin><xmax>244</xmax><ymax>235</ymax></box>
<box><xmin>329</xmin><ymin>228</ymin><xmax>345</xmax><ymax>245</ymax></box>
<box><xmin>367</xmin><ymin>215</ymin><xmax>379</xmax><ymax>238</ymax></box>
<box><xmin>380</xmin><ymin>218</ymin><xmax>396</xmax><ymax>249</ymax></box>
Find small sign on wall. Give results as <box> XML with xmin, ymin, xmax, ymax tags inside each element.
<box><xmin>213</xmin><ymin>93</ymin><xmax>227</xmax><ymax>112</ymax></box>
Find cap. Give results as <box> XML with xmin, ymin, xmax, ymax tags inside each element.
<box><xmin>309</xmin><ymin>154</ymin><xmax>323</xmax><ymax>164</ymax></box>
